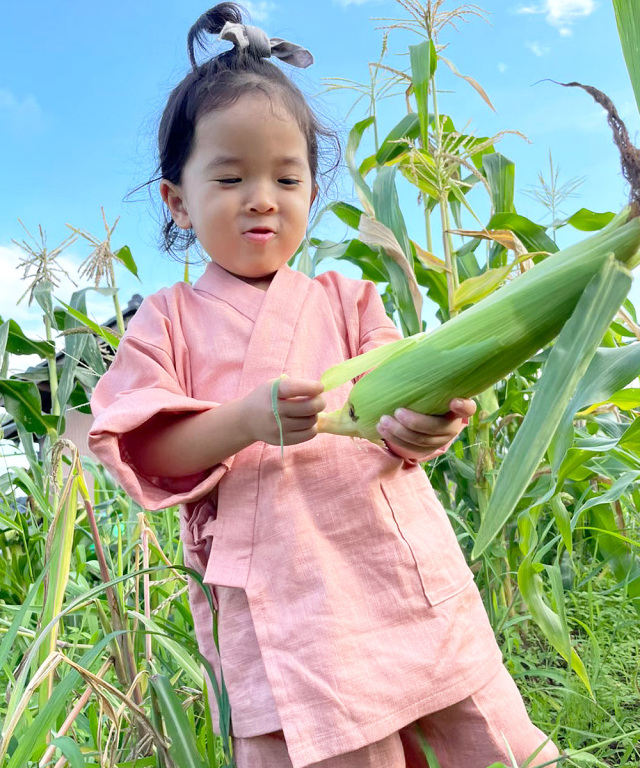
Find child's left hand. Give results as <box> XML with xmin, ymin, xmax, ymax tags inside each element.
<box><xmin>376</xmin><ymin>398</ymin><xmax>476</xmax><ymax>462</ymax></box>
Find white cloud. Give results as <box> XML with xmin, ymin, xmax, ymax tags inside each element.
<box><xmin>515</xmin><ymin>0</ymin><xmax>597</xmax><ymax>32</ymax></box>
<box><xmin>334</xmin><ymin>0</ymin><xmax>381</xmax><ymax>6</ymax></box>
<box><xmin>498</xmin><ymin>62</ymin><xmax>509</xmax><ymax>73</ymax></box>
<box><xmin>0</xmin><ymin>89</ymin><xmax>45</xmax><ymax>135</ymax></box>
<box><xmin>527</xmin><ymin>41</ymin><xmax>550</xmax><ymax>56</ymax></box>
<box><xmin>243</xmin><ymin>1</ymin><xmax>278</xmax><ymax>21</ymax></box>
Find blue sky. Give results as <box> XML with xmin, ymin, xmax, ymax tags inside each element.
<box><xmin>1</xmin><ymin>0</ymin><xmax>639</xmax><ymax>337</ymax></box>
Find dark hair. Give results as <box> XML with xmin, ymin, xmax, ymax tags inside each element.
<box><xmin>139</xmin><ymin>2</ymin><xmax>340</xmax><ymax>257</ymax></box>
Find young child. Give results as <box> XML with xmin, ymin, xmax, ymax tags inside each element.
<box><xmin>89</xmin><ymin>4</ymin><xmax>561</xmax><ymax>767</ymax></box>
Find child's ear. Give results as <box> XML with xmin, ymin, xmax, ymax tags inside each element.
<box><xmin>310</xmin><ymin>183</ymin><xmax>319</xmax><ymax>208</ymax></box>
<box><xmin>160</xmin><ymin>180</ymin><xmax>192</xmax><ymax>229</ymax></box>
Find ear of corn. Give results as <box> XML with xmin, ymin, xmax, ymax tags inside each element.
<box><xmin>317</xmin><ymin>208</ymin><xmax>640</xmax><ymax>442</ymax></box>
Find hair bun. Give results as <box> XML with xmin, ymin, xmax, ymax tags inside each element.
<box><xmin>187</xmin><ymin>2</ymin><xmax>244</xmax><ymax>70</ymax></box>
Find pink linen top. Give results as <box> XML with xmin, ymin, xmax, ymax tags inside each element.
<box><xmin>88</xmin><ymin>261</ymin><xmax>503</xmax><ymax>768</ymax></box>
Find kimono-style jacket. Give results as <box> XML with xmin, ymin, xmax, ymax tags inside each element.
<box><xmin>88</xmin><ymin>261</ymin><xmax>503</xmax><ymax>768</ymax></box>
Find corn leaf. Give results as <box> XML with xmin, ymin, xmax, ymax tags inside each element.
<box><xmin>549</xmin><ymin>342</ymin><xmax>640</xmax><ymax>473</ymax></box>
<box><xmin>452</xmin><ymin>253</ymin><xmax>533</xmax><ymax>310</ymax></box>
<box><xmin>613</xmin><ymin>0</ymin><xmax>640</xmax><ymax>116</ymax></box>
<box><xmin>329</xmin><ymin>201</ymin><xmax>363</xmax><ymax>231</ymax></box>
<box><xmin>311</xmin><ymin>238</ymin><xmax>386</xmax><ymax>282</ymax></box>
<box><xmin>0</xmin><ymin>379</ymin><xmax>58</xmax><ymax>436</ymax></box>
<box><xmin>486</xmin><ymin>212</ymin><xmax>557</xmax><ymax>255</ymax></box>
<box><xmin>439</xmin><ymin>55</ymin><xmax>495</xmax><ymax>112</ymax></box>
<box><xmin>0</xmin><ymin>321</ymin><xmax>9</xmax><ymax>362</ymax></box>
<box><xmin>578</xmin><ymin>387</ymin><xmax>640</xmax><ymax>414</ymax></box>
<box><xmin>409</xmin><ymin>41</ymin><xmax>435</xmax><ymax>145</ymax></box>
<box><xmin>618</xmin><ymin>415</ymin><xmax>640</xmax><ymax>455</ymax></box>
<box><xmin>0</xmin><ymin>318</ymin><xmax>54</xmax><ymax>358</ymax></box>
<box><xmin>566</xmin><ymin>208</ymin><xmax>616</xmax><ymax>232</ymax></box>
<box><xmin>372</xmin><ymin>166</ymin><xmax>421</xmax><ymax>335</ymax></box>
<box><xmin>376</xmin><ymin>113</ymin><xmax>421</xmax><ymax>166</ymax></box>
<box><xmin>448</xmin><ymin>228</ymin><xmax>527</xmax><ymax>256</ymax></box>
<box><xmin>473</xmin><ymin>255</ymin><xmax>633</xmax><ymax>559</ymax></box>
<box><xmin>517</xmin><ymin>513</ymin><xmax>592</xmax><ymax>693</ymax></box>
<box><xmin>56</xmin><ymin>299</ymin><xmax>120</xmax><ymax>350</ymax></box>
<box><xmin>551</xmin><ymin>495</ymin><xmax>572</xmax><ymax>553</ymax></box>
<box><xmin>346</xmin><ymin>116</ymin><xmax>375</xmax><ymax>216</ymax></box>
<box><xmin>359</xmin><ymin>153</ymin><xmax>378</xmax><ymax>178</ymax></box>
<box><xmin>33</xmin><ymin>280</ymin><xmax>56</xmax><ymax>326</ymax></box>
<box><xmin>114</xmin><ymin>245</ymin><xmax>140</xmax><ymax>280</ymax></box>
<box><xmin>412</xmin><ymin>240</ymin><xmax>448</xmax><ymax>274</ymax></box>
<box><xmin>359</xmin><ymin>216</ymin><xmax>423</xmax><ymax>323</ymax></box>
<box><xmin>589</xmin><ymin>504</ymin><xmax>640</xmax><ymax>614</ymax></box>
<box><xmin>518</xmin><ymin>555</ymin><xmax>592</xmax><ymax>693</ymax></box>
<box><xmin>482</xmin><ymin>153</ymin><xmax>515</xmax><ymax>213</ymax></box>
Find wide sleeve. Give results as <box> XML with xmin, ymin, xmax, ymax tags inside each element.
<box><xmin>88</xmin><ymin>291</ymin><xmax>233</xmax><ymax>510</ymax></box>
<box><xmin>354</xmin><ymin>279</ymin><xmax>466</xmax><ymax>464</ymax></box>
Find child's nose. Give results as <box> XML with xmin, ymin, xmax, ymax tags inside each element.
<box><xmin>247</xmin><ymin>181</ymin><xmax>277</xmax><ymax>213</ymax></box>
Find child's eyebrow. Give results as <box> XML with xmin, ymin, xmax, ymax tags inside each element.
<box><xmin>204</xmin><ymin>155</ymin><xmax>306</xmax><ymax>172</ymax></box>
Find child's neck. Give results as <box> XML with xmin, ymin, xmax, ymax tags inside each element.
<box><xmin>217</xmin><ymin>263</ymin><xmax>275</xmax><ymax>292</ymax></box>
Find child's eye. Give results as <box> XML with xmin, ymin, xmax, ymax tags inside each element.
<box><xmin>217</xmin><ymin>178</ymin><xmax>242</xmax><ymax>185</ymax></box>
<box><xmin>279</xmin><ymin>178</ymin><xmax>300</xmax><ymax>186</ymax></box>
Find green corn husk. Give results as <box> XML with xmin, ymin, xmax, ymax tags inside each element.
<box><xmin>318</xmin><ymin>208</ymin><xmax>640</xmax><ymax>441</ymax></box>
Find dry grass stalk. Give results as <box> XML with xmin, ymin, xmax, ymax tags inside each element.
<box><xmin>39</xmin><ymin>658</ymin><xmax>113</xmax><ymax>767</ymax></box>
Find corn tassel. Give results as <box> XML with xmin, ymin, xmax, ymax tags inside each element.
<box><xmin>317</xmin><ymin>208</ymin><xmax>640</xmax><ymax>442</ymax></box>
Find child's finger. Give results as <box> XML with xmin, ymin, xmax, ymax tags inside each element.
<box><xmin>448</xmin><ymin>397</ymin><xmax>476</xmax><ymax>417</ymax></box>
<box><xmin>279</xmin><ymin>394</ymin><xmax>326</xmax><ymax>417</ymax></box>
<box><xmin>277</xmin><ymin>377</ymin><xmax>324</xmax><ymax>400</ymax></box>
<box><xmin>377</xmin><ymin>415</ymin><xmax>442</xmax><ymax>449</ymax></box>
<box><xmin>391</xmin><ymin>409</ymin><xmax>458</xmax><ymax>437</ymax></box>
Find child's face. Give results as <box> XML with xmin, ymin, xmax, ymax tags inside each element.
<box><xmin>161</xmin><ymin>93</ymin><xmax>316</xmax><ymax>284</ymax></box>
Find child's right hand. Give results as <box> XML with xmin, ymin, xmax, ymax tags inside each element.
<box><xmin>244</xmin><ymin>378</ymin><xmax>326</xmax><ymax>447</ymax></box>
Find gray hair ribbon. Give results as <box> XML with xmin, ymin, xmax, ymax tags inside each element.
<box><xmin>219</xmin><ymin>21</ymin><xmax>314</xmax><ymax>68</ymax></box>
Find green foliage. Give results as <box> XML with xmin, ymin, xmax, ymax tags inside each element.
<box><xmin>2</xmin><ymin>2</ymin><xmax>640</xmax><ymax>766</ymax></box>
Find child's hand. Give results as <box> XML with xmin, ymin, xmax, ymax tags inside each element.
<box><xmin>244</xmin><ymin>378</ymin><xmax>326</xmax><ymax>447</ymax></box>
<box><xmin>376</xmin><ymin>398</ymin><xmax>476</xmax><ymax>461</ymax></box>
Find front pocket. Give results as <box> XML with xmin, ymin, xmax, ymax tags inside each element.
<box><xmin>380</xmin><ymin>478</ymin><xmax>473</xmax><ymax>606</ymax></box>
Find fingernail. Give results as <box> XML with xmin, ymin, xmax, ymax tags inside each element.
<box><xmin>379</xmin><ymin>415</ymin><xmax>392</xmax><ymax>428</ymax></box>
<box><xmin>451</xmin><ymin>398</ymin><xmax>462</xmax><ymax>408</ymax></box>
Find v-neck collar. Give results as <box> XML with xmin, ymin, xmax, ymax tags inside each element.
<box><xmin>193</xmin><ymin>260</ymin><xmax>268</xmax><ymax>321</ymax></box>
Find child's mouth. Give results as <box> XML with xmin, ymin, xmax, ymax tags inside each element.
<box><xmin>244</xmin><ymin>229</ymin><xmax>276</xmax><ymax>243</ymax></box>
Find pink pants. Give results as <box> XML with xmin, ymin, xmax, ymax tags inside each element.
<box><xmin>231</xmin><ymin>664</ymin><xmax>561</xmax><ymax>768</ymax></box>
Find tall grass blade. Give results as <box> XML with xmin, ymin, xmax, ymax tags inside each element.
<box><xmin>149</xmin><ymin>675</ymin><xmax>209</xmax><ymax>768</ymax></box>
<box><xmin>129</xmin><ymin>611</ymin><xmax>203</xmax><ymax>688</ymax></box>
<box><xmin>38</xmin><ymin>474</ymin><xmax>78</xmax><ymax>702</ymax></box>
<box><xmin>3</xmin><ymin>633</ymin><xmax>121</xmax><ymax>768</ymax></box>
<box><xmin>0</xmin><ymin>566</ymin><xmax>46</xmax><ymax>672</ymax></box>
<box><xmin>473</xmin><ymin>254</ymin><xmax>633</xmax><ymax>559</ymax></box>
<box><xmin>50</xmin><ymin>735</ymin><xmax>86</xmax><ymax>768</ymax></box>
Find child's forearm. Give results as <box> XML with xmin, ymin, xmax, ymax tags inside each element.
<box><xmin>122</xmin><ymin>399</ymin><xmax>255</xmax><ymax>478</ymax></box>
